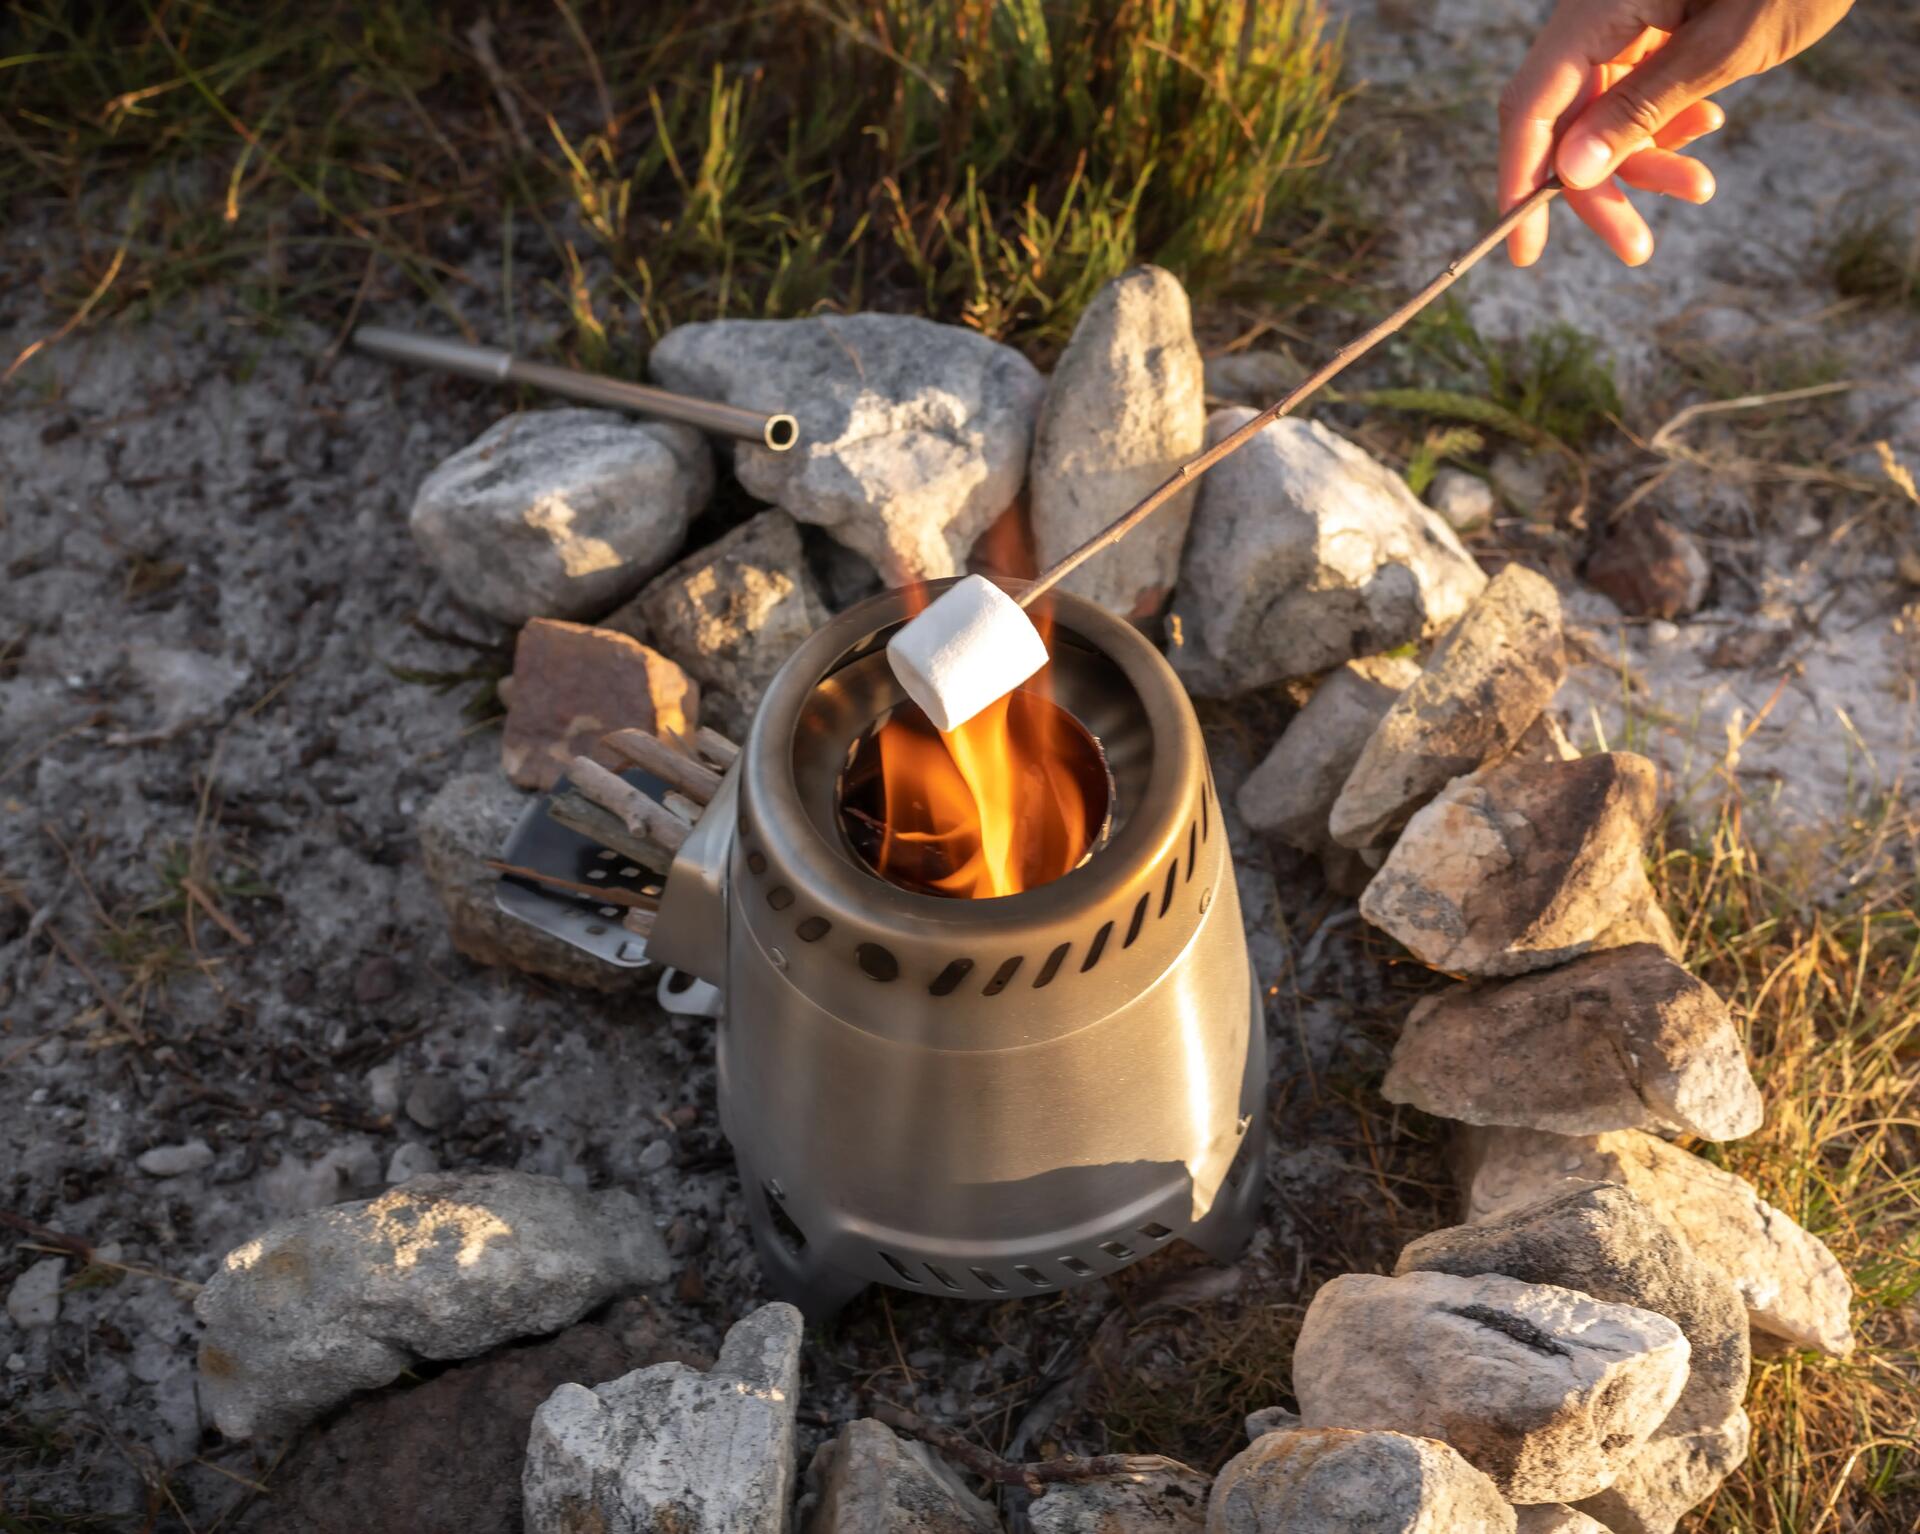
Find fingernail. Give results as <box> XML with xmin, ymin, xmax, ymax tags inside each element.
<box><xmin>1557</xmin><ymin>132</ymin><xmax>1612</xmax><ymax>188</ymax></box>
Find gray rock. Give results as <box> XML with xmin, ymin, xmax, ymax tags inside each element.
<box><xmin>636</xmin><ymin>1137</ymin><xmax>673</xmax><ymax>1174</ymax></box>
<box><xmin>1168</xmin><ymin>413</ymin><xmax>1485</xmax><ymax>697</ymax></box>
<box><xmin>367</xmin><ymin>1060</ymin><xmax>404</xmax><ymax>1113</ymax></box>
<box><xmin>1238</xmin><ymin>655</ymin><xmax>1421</xmax><ymax>855</ymax></box>
<box><xmin>1330</xmin><ymin>564</ymin><xmax>1564</xmax><ymax>849</ymax></box>
<box><xmin>801</xmin><ymin>1418</ymin><xmax>1001</xmax><ymax>1533</ymax></box>
<box><xmin>196</xmin><ymin>1170</ymin><xmax>669</xmax><ymax>1439</ymax></box>
<box><xmin>1397</xmin><ymin>1183</ymin><xmax>1751</xmax><ymax>1443</ymax></box>
<box><xmin>404</xmin><ymin>1075</ymin><xmax>464</xmax><ymax>1132</ymax></box>
<box><xmin>1428</xmin><ymin>469</ymin><xmax>1496</xmax><ymax>533</ymax></box>
<box><xmin>1513</xmin><ymin>1506</ymin><xmax>1610</xmax><ymax>1534</ymax></box>
<box><xmin>1359</xmin><ymin>752</ymin><xmax>1662</xmax><ymax>977</ymax></box>
<box><xmin>385</xmin><ymin>1143</ymin><xmax>440</xmax><ymax>1183</ymax></box>
<box><xmin>1460</xmin><ymin>1128</ymin><xmax>1853</xmax><ymax>1358</ymax></box>
<box><xmin>1292</xmin><ymin>1271</ymin><xmax>1689</xmax><ymax>1503</ymax></box>
<box><xmin>410</xmin><ymin>409</ymin><xmax>712</xmax><ymax>624</ymax></box>
<box><xmin>1031</xmin><ymin>1463</ymin><xmax>1208</xmax><ymax>1532</ymax></box>
<box><xmin>1202</xmin><ymin>350</ymin><xmax>1304</xmax><ymax>407</ymax></box>
<box><xmin>418</xmin><ymin>772</ymin><xmax>646</xmax><ymax>992</ymax></box>
<box><xmin>524</xmin><ymin>1301</ymin><xmax>803</xmax><ymax>1534</ymax></box>
<box><xmin>1207</xmin><ymin>1427</ymin><xmax>1516</xmax><ymax>1534</ymax></box>
<box><xmin>1030</xmin><ymin>266</ymin><xmax>1206</xmax><ymax>618</ymax></box>
<box><xmin>1575</xmin><ymin>1407</ymin><xmax>1749</xmax><ymax>1534</ymax></box>
<box><xmin>1382</xmin><ymin>945</ymin><xmax>1762</xmax><ymax>1139</ymax></box>
<box><xmin>649</xmin><ymin>316</ymin><xmax>1043</xmax><ymax>582</ymax></box>
<box><xmin>607</xmin><ymin>509</ymin><xmax>829</xmax><ymax>737</ymax></box>
<box><xmin>137</xmin><ymin>1138</ymin><xmax>216</xmax><ymax>1177</ymax></box>
<box><xmin>1244</xmin><ymin>1405</ymin><xmax>1303</xmax><ymax>1442</ymax></box>
<box><xmin>6</xmin><ymin>1256</ymin><xmax>64</xmax><ymax>1329</ymax></box>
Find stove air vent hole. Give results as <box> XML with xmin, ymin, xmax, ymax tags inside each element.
<box><xmin>1081</xmin><ymin>921</ymin><xmax>1112</xmax><ymax>973</ymax></box>
<box><xmin>879</xmin><ymin>1251</ymin><xmax>922</xmax><ymax>1284</ymax></box>
<box><xmin>664</xmin><ymin>970</ymin><xmax>698</xmax><ymax>996</ymax></box>
<box><xmin>1186</xmin><ymin>824</ymin><xmax>1197</xmax><ymax>881</ymax></box>
<box><xmin>1059</xmin><ymin>1255</ymin><xmax>1094</xmax><ymax>1278</ymax></box>
<box><xmin>1032</xmin><ymin>943</ymin><xmax>1070</xmax><ymax>988</ymax></box>
<box><xmin>762</xmin><ymin>1184</ymin><xmax>807</xmax><ymax>1257</ymax></box>
<box><xmin>925</xmin><ymin>1264</ymin><xmax>963</xmax><ymax>1291</ymax></box>
<box><xmin>929</xmin><ymin>958</ymin><xmax>974</xmax><ymax>996</ymax></box>
<box><xmin>1013</xmin><ymin>1264</ymin><xmax>1054</xmax><ymax>1289</ymax></box>
<box><xmin>970</xmin><ymin>1268</ymin><xmax>1008</xmax><ymax>1293</ymax></box>
<box><xmin>1099</xmin><ymin>1240</ymin><xmax>1134</xmax><ymax>1261</ymax></box>
<box><xmin>982</xmin><ymin>956</ymin><xmax>1024</xmax><ymax>996</ymax></box>
<box><xmin>796</xmin><ymin>916</ymin><xmax>831</xmax><ymax>943</ymax></box>
<box><xmin>1124</xmin><ymin>893</ymin><xmax>1149</xmax><ymax>947</ymax></box>
<box><xmin>1159</xmin><ymin>860</ymin><xmax>1178</xmax><ymax>917</ymax></box>
<box><xmin>1139</xmin><ymin>1222</ymin><xmax>1174</xmax><ymax>1240</ymax></box>
<box><xmin>857</xmin><ymin>943</ymin><xmax>899</xmax><ymax>982</ymax></box>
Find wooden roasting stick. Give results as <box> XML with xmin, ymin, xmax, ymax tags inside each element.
<box><xmin>1018</xmin><ymin>179</ymin><xmax>1564</xmax><ymax>606</ymax></box>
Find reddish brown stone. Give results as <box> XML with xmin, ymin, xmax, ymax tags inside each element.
<box><xmin>1585</xmin><ymin>509</ymin><xmax>1710</xmax><ymax>620</ymax></box>
<box><xmin>500</xmin><ymin>619</ymin><xmax>699</xmax><ymax>791</ymax></box>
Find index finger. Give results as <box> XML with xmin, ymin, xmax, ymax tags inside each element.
<box><xmin>1499</xmin><ymin>6</ymin><xmax>1669</xmax><ymax>266</ymax></box>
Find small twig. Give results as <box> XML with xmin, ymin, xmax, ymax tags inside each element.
<box><xmin>1647</xmin><ymin>379</ymin><xmax>1858</xmax><ymax>457</ymax></box>
<box><xmin>180</xmin><ymin>877</ymin><xmax>253</xmax><ymax>948</ymax></box>
<box><xmin>467</xmin><ymin>16</ymin><xmax>538</xmax><ymax>158</ymax></box>
<box><xmin>569</xmin><ymin>757</ymin><xmax>692</xmax><ymax>854</ymax></box>
<box><xmin>0</xmin><ymin>1208</ymin><xmax>94</xmax><ymax>1264</ymax></box>
<box><xmin>873</xmin><ymin>1402</ymin><xmax>1199</xmax><ymax>1495</ymax></box>
<box><xmin>691</xmin><ymin>725</ymin><xmax>740</xmax><ymax>770</ymax></box>
<box><xmin>484</xmin><ymin>858</ymin><xmax>660</xmax><ymax>910</ymax></box>
<box><xmin>603</xmin><ymin>727</ymin><xmax>722</xmax><ymax>803</ymax></box>
<box><xmin>548</xmin><ymin>793</ymin><xmax>676</xmax><ymax>873</ymax></box>
<box><xmin>663</xmin><ymin>790</ymin><xmax>702</xmax><ymax>824</ymax></box>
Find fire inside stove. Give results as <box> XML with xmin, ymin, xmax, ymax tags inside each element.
<box><xmin>839</xmin><ymin>687</ymin><xmax>1113</xmax><ymax>899</ymax></box>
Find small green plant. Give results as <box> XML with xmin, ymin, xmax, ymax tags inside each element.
<box><xmin>1825</xmin><ymin>216</ymin><xmax>1920</xmax><ymax>310</ymax></box>
<box><xmin>1405</xmin><ymin>301</ymin><xmax>1622</xmax><ymax>446</ymax></box>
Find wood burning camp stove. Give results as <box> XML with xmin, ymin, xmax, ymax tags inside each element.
<box><xmin>506</xmin><ymin>580</ymin><xmax>1265</xmax><ymax>1318</ymax></box>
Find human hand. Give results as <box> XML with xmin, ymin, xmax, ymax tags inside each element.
<box><xmin>1500</xmin><ymin>0</ymin><xmax>1856</xmax><ymax>267</ymax></box>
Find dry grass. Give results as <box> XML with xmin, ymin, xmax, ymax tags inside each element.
<box><xmin>1653</xmin><ymin>793</ymin><xmax>1920</xmax><ymax>1532</ymax></box>
<box><xmin>2</xmin><ymin>0</ymin><xmax>1344</xmax><ymax>365</ymax></box>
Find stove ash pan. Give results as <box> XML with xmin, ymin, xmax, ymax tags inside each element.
<box><xmin>649</xmin><ymin>580</ymin><xmax>1266</xmax><ymax>1318</ymax></box>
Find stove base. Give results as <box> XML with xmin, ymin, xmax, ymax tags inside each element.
<box><xmin>737</xmin><ymin>981</ymin><xmax>1270</xmax><ymax>1322</ymax></box>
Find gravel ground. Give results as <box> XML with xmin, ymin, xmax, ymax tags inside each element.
<box><xmin>5</xmin><ymin>6</ymin><xmax>1919</xmax><ymax>1525</ymax></box>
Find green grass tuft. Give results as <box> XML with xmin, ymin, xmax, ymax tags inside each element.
<box><xmin>3</xmin><ymin>1</ymin><xmax>1343</xmax><ymax>361</ymax></box>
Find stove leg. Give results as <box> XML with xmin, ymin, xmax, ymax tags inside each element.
<box><xmin>1188</xmin><ymin>974</ymin><xmax>1270</xmax><ymax>1266</ymax></box>
<box><xmin>1187</xmin><ymin>1111</ymin><xmax>1268</xmax><ymax>1265</ymax></box>
<box><xmin>742</xmin><ymin>1175</ymin><xmax>870</xmax><ymax>1323</ymax></box>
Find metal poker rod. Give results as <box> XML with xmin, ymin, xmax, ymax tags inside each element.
<box><xmin>352</xmin><ymin>326</ymin><xmax>799</xmax><ymax>452</ymax></box>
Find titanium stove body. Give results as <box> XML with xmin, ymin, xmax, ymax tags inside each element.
<box><xmin>645</xmin><ymin>581</ymin><xmax>1266</xmax><ymax>1317</ymax></box>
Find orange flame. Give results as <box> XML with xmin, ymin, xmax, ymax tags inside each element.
<box><xmin>873</xmin><ymin>566</ymin><xmax>1095</xmax><ymax>898</ymax></box>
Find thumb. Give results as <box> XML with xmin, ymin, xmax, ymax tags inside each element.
<box><xmin>1556</xmin><ymin>19</ymin><xmax>1742</xmax><ymax>189</ymax></box>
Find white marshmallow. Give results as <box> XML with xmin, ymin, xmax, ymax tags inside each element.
<box><xmin>886</xmin><ymin>574</ymin><xmax>1049</xmax><ymax>734</ymax></box>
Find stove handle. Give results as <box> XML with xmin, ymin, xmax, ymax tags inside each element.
<box><xmin>645</xmin><ymin>760</ymin><xmax>738</xmax><ymax>991</ymax></box>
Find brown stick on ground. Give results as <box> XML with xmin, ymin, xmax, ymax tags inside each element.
<box><xmin>873</xmin><ymin>1403</ymin><xmax>1198</xmax><ymax>1495</ymax></box>
<box><xmin>602</xmin><ymin>728</ymin><xmax>723</xmax><ymax>804</ymax></box>
<box><xmin>1019</xmin><ymin>178</ymin><xmax>1563</xmax><ymax>606</ymax></box>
